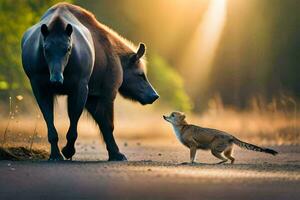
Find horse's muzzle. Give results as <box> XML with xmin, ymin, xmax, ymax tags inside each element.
<box><xmin>50</xmin><ymin>73</ymin><xmax>64</xmax><ymax>85</ymax></box>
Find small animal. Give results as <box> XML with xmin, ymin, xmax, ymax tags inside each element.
<box><xmin>163</xmin><ymin>111</ymin><xmax>278</xmax><ymax>164</ymax></box>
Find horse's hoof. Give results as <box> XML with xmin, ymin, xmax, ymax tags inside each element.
<box><xmin>62</xmin><ymin>146</ymin><xmax>75</xmax><ymax>159</ymax></box>
<box><xmin>108</xmin><ymin>152</ymin><xmax>127</xmax><ymax>161</ymax></box>
<box><xmin>48</xmin><ymin>154</ymin><xmax>64</xmax><ymax>161</ymax></box>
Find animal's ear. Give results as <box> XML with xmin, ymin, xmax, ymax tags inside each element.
<box><xmin>41</xmin><ymin>24</ymin><xmax>49</xmax><ymax>37</ymax></box>
<box><xmin>65</xmin><ymin>24</ymin><xmax>73</xmax><ymax>37</ymax></box>
<box><xmin>130</xmin><ymin>43</ymin><xmax>146</xmax><ymax>63</ymax></box>
<box><xmin>136</xmin><ymin>43</ymin><xmax>146</xmax><ymax>59</ymax></box>
<box><xmin>181</xmin><ymin>113</ymin><xmax>186</xmax><ymax>120</ymax></box>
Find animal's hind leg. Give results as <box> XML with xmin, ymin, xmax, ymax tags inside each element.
<box><xmin>85</xmin><ymin>96</ymin><xmax>127</xmax><ymax>161</ymax></box>
<box><xmin>31</xmin><ymin>81</ymin><xmax>63</xmax><ymax>161</ymax></box>
<box><xmin>62</xmin><ymin>83</ymin><xmax>88</xmax><ymax>160</ymax></box>
<box><xmin>211</xmin><ymin>150</ymin><xmax>228</xmax><ymax>164</ymax></box>
<box><xmin>211</xmin><ymin>139</ymin><xmax>229</xmax><ymax>164</ymax></box>
<box><xmin>224</xmin><ymin>146</ymin><xmax>235</xmax><ymax>164</ymax></box>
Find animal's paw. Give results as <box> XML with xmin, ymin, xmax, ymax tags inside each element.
<box><xmin>48</xmin><ymin>153</ymin><xmax>64</xmax><ymax>161</ymax></box>
<box><xmin>179</xmin><ymin>162</ymin><xmax>190</xmax><ymax>165</ymax></box>
<box><xmin>108</xmin><ymin>152</ymin><xmax>127</xmax><ymax>161</ymax></box>
<box><xmin>216</xmin><ymin>160</ymin><xmax>228</xmax><ymax>165</ymax></box>
<box><xmin>62</xmin><ymin>145</ymin><xmax>76</xmax><ymax>160</ymax></box>
<box><xmin>179</xmin><ymin>161</ymin><xmax>198</xmax><ymax>165</ymax></box>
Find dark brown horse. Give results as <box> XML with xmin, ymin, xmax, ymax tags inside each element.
<box><xmin>21</xmin><ymin>3</ymin><xmax>159</xmax><ymax>161</ymax></box>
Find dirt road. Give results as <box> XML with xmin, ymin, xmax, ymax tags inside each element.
<box><xmin>0</xmin><ymin>142</ymin><xmax>299</xmax><ymax>200</ymax></box>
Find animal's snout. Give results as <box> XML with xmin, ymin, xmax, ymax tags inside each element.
<box><xmin>140</xmin><ymin>91</ymin><xmax>159</xmax><ymax>105</ymax></box>
<box><xmin>150</xmin><ymin>92</ymin><xmax>160</xmax><ymax>102</ymax></box>
<box><xmin>163</xmin><ymin>115</ymin><xmax>170</xmax><ymax>122</ymax></box>
<box><xmin>50</xmin><ymin>73</ymin><xmax>64</xmax><ymax>85</ymax></box>
<box><xmin>146</xmin><ymin>91</ymin><xmax>159</xmax><ymax>104</ymax></box>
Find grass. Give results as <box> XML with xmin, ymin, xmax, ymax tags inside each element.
<box><xmin>0</xmin><ymin>146</ymin><xmax>49</xmax><ymax>160</ymax></box>
<box><xmin>0</xmin><ymin>102</ymin><xmax>298</xmax><ymax>146</ymax></box>
<box><xmin>0</xmin><ymin>95</ymin><xmax>298</xmax><ymax>161</ymax></box>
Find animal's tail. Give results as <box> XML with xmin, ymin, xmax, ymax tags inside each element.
<box><xmin>232</xmin><ymin>137</ymin><xmax>278</xmax><ymax>156</ymax></box>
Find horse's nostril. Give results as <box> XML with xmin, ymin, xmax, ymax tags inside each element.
<box><xmin>150</xmin><ymin>93</ymin><xmax>159</xmax><ymax>102</ymax></box>
<box><xmin>50</xmin><ymin>79</ymin><xmax>63</xmax><ymax>84</ymax></box>
<box><xmin>50</xmin><ymin>81</ymin><xmax>63</xmax><ymax>86</ymax></box>
<box><xmin>50</xmin><ymin>74</ymin><xmax>64</xmax><ymax>85</ymax></box>
<box><xmin>143</xmin><ymin>92</ymin><xmax>159</xmax><ymax>104</ymax></box>
<box><xmin>153</xmin><ymin>94</ymin><xmax>159</xmax><ymax>100</ymax></box>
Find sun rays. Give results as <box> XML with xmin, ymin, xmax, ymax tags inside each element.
<box><xmin>177</xmin><ymin>0</ymin><xmax>228</xmax><ymax>97</ymax></box>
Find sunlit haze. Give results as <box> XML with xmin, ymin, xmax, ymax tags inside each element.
<box><xmin>178</xmin><ymin>0</ymin><xmax>227</xmax><ymax>98</ymax></box>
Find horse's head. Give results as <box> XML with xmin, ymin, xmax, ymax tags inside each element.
<box><xmin>119</xmin><ymin>43</ymin><xmax>159</xmax><ymax>105</ymax></box>
<box><xmin>41</xmin><ymin>17</ymin><xmax>73</xmax><ymax>85</ymax></box>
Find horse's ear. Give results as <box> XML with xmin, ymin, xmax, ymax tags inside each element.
<box><xmin>130</xmin><ymin>43</ymin><xmax>146</xmax><ymax>63</ymax></box>
<box><xmin>136</xmin><ymin>43</ymin><xmax>146</xmax><ymax>60</ymax></box>
<box><xmin>41</xmin><ymin>24</ymin><xmax>49</xmax><ymax>37</ymax></box>
<box><xmin>65</xmin><ymin>24</ymin><xmax>73</xmax><ymax>37</ymax></box>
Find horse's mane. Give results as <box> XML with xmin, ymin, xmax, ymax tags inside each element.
<box><xmin>52</xmin><ymin>2</ymin><xmax>137</xmax><ymax>56</ymax></box>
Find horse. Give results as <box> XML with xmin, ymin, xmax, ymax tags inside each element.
<box><xmin>21</xmin><ymin>3</ymin><xmax>159</xmax><ymax>161</ymax></box>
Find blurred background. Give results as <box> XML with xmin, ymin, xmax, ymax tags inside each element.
<box><xmin>0</xmin><ymin>0</ymin><xmax>299</xmax><ymax>149</ymax></box>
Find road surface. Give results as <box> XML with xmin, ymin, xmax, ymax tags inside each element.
<box><xmin>0</xmin><ymin>142</ymin><xmax>299</xmax><ymax>200</ymax></box>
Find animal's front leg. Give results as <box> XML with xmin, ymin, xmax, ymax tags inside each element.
<box><xmin>180</xmin><ymin>146</ymin><xmax>198</xmax><ymax>165</ymax></box>
<box><xmin>31</xmin><ymin>80</ymin><xmax>63</xmax><ymax>161</ymax></box>
<box><xmin>190</xmin><ymin>146</ymin><xmax>197</xmax><ymax>163</ymax></box>
<box><xmin>85</xmin><ymin>97</ymin><xmax>127</xmax><ymax>161</ymax></box>
<box><xmin>62</xmin><ymin>82</ymin><xmax>88</xmax><ymax>160</ymax></box>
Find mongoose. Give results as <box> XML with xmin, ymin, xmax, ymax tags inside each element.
<box><xmin>163</xmin><ymin>111</ymin><xmax>278</xmax><ymax>164</ymax></box>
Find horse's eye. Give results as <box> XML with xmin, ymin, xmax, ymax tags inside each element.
<box><xmin>138</xmin><ymin>73</ymin><xmax>146</xmax><ymax>80</ymax></box>
<box><xmin>67</xmin><ymin>47</ymin><xmax>71</xmax><ymax>52</ymax></box>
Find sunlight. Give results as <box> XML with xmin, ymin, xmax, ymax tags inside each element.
<box><xmin>178</xmin><ymin>0</ymin><xmax>227</xmax><ymax>97</ymax></box>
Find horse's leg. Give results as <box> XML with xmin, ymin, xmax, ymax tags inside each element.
<box><xmin>62</xmin><ymin>82</ymin><xmax>88</xmax><ymax>160</ymax></box>
<box><xmin>85</xmin><ymin>96</ymin><xmax>127</xmax><ymax>161</ymax></box>
<box><xmin>31</xmin><ymin>80</ymin><xmax>63</xmax><ymax>160</ymax></box>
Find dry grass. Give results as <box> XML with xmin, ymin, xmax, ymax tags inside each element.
<box><xmin>193</xmin><ymin>109</ymin><xmax>299</xmax><ymax>145</ymax></box>
<box><xmin>0</xmin><ymin>96</ymin><xmax>299</xmax><ymax>151</ymax></box>
<box><xmin>0</xmin><ymin>146</ymin><xmax>49</xmax><ymax>160</ymax></box>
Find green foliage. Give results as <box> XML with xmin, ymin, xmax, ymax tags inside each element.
<box><xmin>2</xmin><ymin>0</ymin><xmax>298</xmax><ymax>111</ymax></box>
<box><xmin>207</xmin><ymin>0</ymin><xmax>300</xmax><ymax>109</ymax></box>
<box><xmin>0</xmin><ymin>0</ymin><xmax>192</xmax><ymax>112</ymax></box>
<box><xmin>0</xmin><ymin>0</ymin><xmax>72</xmax><ymax>93</ymax></box>
<box><xmin>147</xmin><ymin>53</ymin><xmax>192</xmax><ymax>112</ymax></box>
